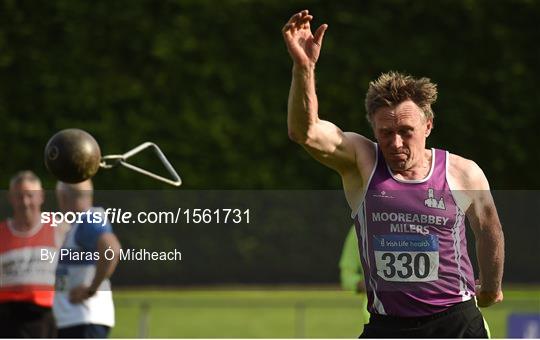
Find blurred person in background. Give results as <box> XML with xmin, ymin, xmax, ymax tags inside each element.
<box><xmin>0</xmin><ymin>171</ymin><xmax>61</xmax><ymax>337</ymax></box>
<box><xmin>54</xmin><ymin>180</ymin><xmax>121</xmax><ymax>338</ymax></box>
<box><xmin>339</xmin><ymin>225</ymin><xmax>370</xmax><ymax>325</ymax></box>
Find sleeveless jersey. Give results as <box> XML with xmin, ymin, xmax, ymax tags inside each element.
<box><xmin>0</xmin><ymin>220</ymin><xmax>57</xmax><ymax>307</ymax></box>
<box><xmin>352</xmin><ymin>145</ymin><xmax>475</xmax><ymax>317</ymax></box>
<box><xmin>53</xmin><ymin>207</ymin><xmax>115</xmax><ymax>328</ymax></box>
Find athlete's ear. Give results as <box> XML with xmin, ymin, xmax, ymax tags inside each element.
<box><xmin>37</xmin><ymin>187</ymin><xmax>45</xmax><ymax>206</ymax></box>
<box><xmin>425</xmin><ymin>118</ymin><xmax>433</xmax><ymax>137</ymax></box>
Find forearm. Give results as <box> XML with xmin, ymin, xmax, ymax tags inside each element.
<box><xmin>89</xmin><ymin>235</ymin><xmax>121</xmax><ymax>292</ymax></box>
<box><xmin>287</xmin><ymin>64</ymin><xmax>319</xmax><ymax>142</ymax></box>
<box><xmin>89</xmin><ymin>251</ymin><xmax>119</xmax><ymax>292</ymax></box>
<box><xmin>475</xmin><ymin>225</ymin><xmax>504</xmax><ymax>292</ymax></box>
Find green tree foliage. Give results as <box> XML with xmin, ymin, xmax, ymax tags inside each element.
<box><xmin>0</xmin><ymin>0</ymin><xmax>537</xmax><ymax>189</ymax></box>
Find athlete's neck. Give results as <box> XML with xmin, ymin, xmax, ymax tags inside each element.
<box><xmin>390</xmin><ymin>149</ymin><xmax>432</xmax><ymax>181</ymax></box>
<box><xmin>12</xmin><ymin>213</ymin><xmax>41</xmax><ymax>232</ymax></box>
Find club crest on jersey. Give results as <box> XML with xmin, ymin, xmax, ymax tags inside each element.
<box><xmin>424</xmin><ymin>188</ymin><xmax>445</xmax><ymax>210</ymax></box>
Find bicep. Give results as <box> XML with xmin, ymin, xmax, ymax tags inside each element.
<box><xmin>464</xmin><ymin>163</ymin><xmax>501</xmax><ymax>236</ymax></box>
<box><xmin>301</xmin><ymin>119</ymin><xmax>371</xmax><ymax>173</ymax></box>
<box><xmin>467</xmin><ymin>194</ymin><xmax>502</xmax><ymax>241</ymax></box>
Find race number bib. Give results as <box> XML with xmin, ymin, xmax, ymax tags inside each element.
<box><xmin>373</xmin><ymin>234</ymin><xmax>439</xmax><ymax>282</ymax></box>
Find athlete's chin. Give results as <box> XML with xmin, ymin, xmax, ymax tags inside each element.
<box><xmin>388</xmin><ymin>159</ymin><xmax>408</xmax><ymax>170</ymax></box>
<box><xmin>389</xmin><ymin>163</ymin><xmax>406</xmax><ymax>172</ymax></box>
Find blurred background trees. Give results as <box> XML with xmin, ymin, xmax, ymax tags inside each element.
<box><xmin>0</xmin><ymin>0</ymin><xmax>537</xmax><ymax>189</ymax></box>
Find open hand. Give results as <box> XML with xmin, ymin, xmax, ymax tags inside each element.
<box><xmin>282</xmin><ymin>10</ymin><xmax>328</xmax><ymax>68</ymax></box>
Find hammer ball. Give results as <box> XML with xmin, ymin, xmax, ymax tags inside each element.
<box><xmin>44</xmin><ymin>128</ymin><xmax>101</xmax><ymax>183</ymax></box>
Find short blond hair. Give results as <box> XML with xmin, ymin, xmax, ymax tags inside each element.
<box><xmin>365</xmin><ymin>71</ymin><xmax>438</xmax><ymax>123</ymax></box>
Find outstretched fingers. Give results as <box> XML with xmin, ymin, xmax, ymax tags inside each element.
<box><xmin>288</xmin><ymin>10</ymin><xmax>308</xmax><ymax>24</ymax></box>
<box><xmin>282</xmin><ymin>10</ymin><xmax>312</xmax><ymax>35</ymax></box>
<box><xmin>313</xmin><ymin>24</ymin><xmax>328</xmax><ymax>46</ymax></box>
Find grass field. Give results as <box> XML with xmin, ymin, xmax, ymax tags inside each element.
<box><xmin>110</xmin><ymin>287</ymin><xmax>540</xmax><ymax>338</ymax></box>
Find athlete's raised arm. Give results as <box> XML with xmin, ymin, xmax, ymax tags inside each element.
<box><xmin>282</xmin><ymin>10</ymin><xmax>372</xmax><ymax>175</ymax></box>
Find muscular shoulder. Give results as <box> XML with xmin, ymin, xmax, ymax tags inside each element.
<box><xmin>343</xmin><ymin>132</ymin><xmax>376</xmax><ymax>170</ymax></box>
<box><xmin>447</xmin><ymin>153</ymin><xmax>490</xmax><ymax>191</ymax></box>
<box><xmin>340</xmin><ymin>133</ymin><xmax>376</xmax><ymax>212</ymax></box>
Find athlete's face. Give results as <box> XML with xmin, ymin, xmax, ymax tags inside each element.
<box><xmin>56</xmin><ymin>180</ymin><xmax>93</xmax><ymax>213</ymax></box>
<box><xmin>372</xmin><ymin>100</ymin><xmax>433</xmax><ymax>172</ymax></box>
<box><xmin>9</xmin><ymin>180</ymin><xmax>44</xmax><ymax>220</ymax></box>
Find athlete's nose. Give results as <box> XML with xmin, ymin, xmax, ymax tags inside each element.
<box><xmin>21</xmin><ymin>192</ymin><xmax>33</xmax><ymax>207</ymax></box>
<box><xmin>390</xmin><ymin>132</ymin><xmax>403</xmax><ymax>149</ymax></box>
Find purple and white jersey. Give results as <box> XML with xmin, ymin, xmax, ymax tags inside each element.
<box><xmin>352</xmin><ymin>144</ymin><xmax>475</xmax><ymax>317</ymax></box>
